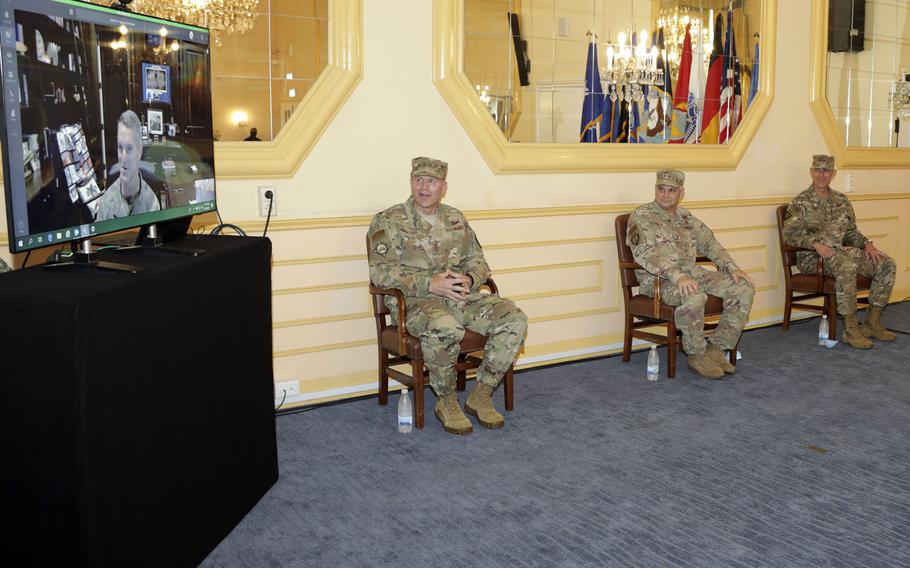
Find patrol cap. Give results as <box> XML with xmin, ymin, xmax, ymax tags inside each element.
<box><xmin>655</xmin><ymin>169</ymin><xmax>685</xmax><ymax>189</ymax></box>
<box><xmin>410</xmin><ymin>156</ymin><xmax>448</xmax><ymax>180</ymax></box>
<box><xmin>811</xmin><ymin>154</ymin><xmax>835</xmax><ymax>170</ymax></box>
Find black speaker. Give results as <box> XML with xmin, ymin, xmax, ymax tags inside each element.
<box><xmin>828</xmin><ymin>0</ymin><xmax>865</xmax><ymax>52</ymax></box>
<box><xmin>508</xmin><ymin>12</ymin><xmax>530</xmax><ymax>87</ymax></box>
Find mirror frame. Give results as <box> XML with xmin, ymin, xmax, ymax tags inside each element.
<box><xmin>214</xmin><ymin>0</ymin><xmax>362</xmax><ymax>179</ymax></box>
<box><xmin>434</xmin><ymin>0</ymin><xmax>777</xmax><ymax>173</ymax></box>
<box><xmin>808</xmin><ymin>0</ymin><xmax>910</xmax><ymax>168</ymax></box>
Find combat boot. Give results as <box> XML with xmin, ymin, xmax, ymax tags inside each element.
<box><xmin>434</xmin><ymin>393</ymin><xmax>472</xmax><ymax>435</ymax></box>
<box><xmin>687</xmin><ymin>353</ymin><xmax>724</xmax><ymax>380</ymax></box>
<box><xmin>705</xmin><ymin>343</ymin><xmax>736</xmax><ymax>374</ymax></box>
<box><xmin>861</xmin><ymin>307</ymin><xmax>897</xmax><ymax>341</ymax></box>
<box><xmin>842</xmin><ymin>314</ymin><xmax>873</xmax><ymax>349</ymax></box>
<box><xmin>464</xmin><ymin>383</ymin><xmax>504</xmax><ymax>429</ymax></box>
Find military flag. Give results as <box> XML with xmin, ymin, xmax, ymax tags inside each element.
<box><xmin>579</xmin><ymin>38</ymin><xmax>603</xmax><ymax>143</ymax></box>
<box><xmin>600</xmin><ymin>84</ymin><xmax>630</xmax><ymax>143</ymax></box>
<box><xmin>640</xmin><ymin>28</ymin><xmax>673</xmax><ymax>143</ymax></box>
<box><xmin>718</xmin><ymin>10</ymin><xmax>742</xmax><ymax>144</ymax></box>
<box><xmin>699</xmin><ymin>13</ymin><xmax>725</xmax><ymax>144</ymax></box>
<box><xmin>747</xmin><ymin>34</ymin><xmax>760</xmax><ymax>109</ymax></box>
<box><xmin>669</xmin><ymin>24</ymin><xmax>699</xmax><ymax>143</ymax></box>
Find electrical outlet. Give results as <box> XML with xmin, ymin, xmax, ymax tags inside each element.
<box><xmin>275</xmin><ymin>379</ymin><xmax>299</xmax><ymax>401</ymax></box>
<box><xmin>258</xmin><ymin>186</ymin><xmax>276</xmax><ymax>217</ymax></box>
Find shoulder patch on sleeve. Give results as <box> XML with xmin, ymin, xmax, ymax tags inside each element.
<box><xmin>628</xmin><ymin>223</ymin><xmax>640</xmax><ymax>247</ymax></box>
<box><xmin>783</xmin><ymin>209</ymin><xmax>793</xmax><ymax>221</ymax></box>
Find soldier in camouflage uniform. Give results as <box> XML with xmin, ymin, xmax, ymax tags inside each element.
<box><xmin>367</xmin><ymin>157</ymin><xmax>528</xmax><ymax>435</ymax></box>
<box><xmin>627</xmin><ymin>169</ymin><xmax>755</xmax><ymax>379</ymax></box>
<box><xmin>782</xmin><ymin>154</ymin><xmax>896</xmax><ymax>349</ymax></box>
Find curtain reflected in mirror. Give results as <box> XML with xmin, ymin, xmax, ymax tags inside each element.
<box><xmin>825</xmin><ymin>0</ymin><xmax>910</xmax><ymax>148</ymax></box>
<box><xmin>463</xmin><ymin>0</ymin><xmax>764</xmax><ymax>145</ymax></box>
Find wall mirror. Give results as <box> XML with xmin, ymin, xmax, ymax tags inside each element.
<box><xmin>436</xmin><ymin>0</ymin><xmax>776</xmax><ymax>172</ymax></box>
<box><xmin>88</xmin><ymin>0</ymin><xmax>361</xmax><ymax>179</ymax></box>
<box><xmin>809</xmin><ymin>0</ymin><xmax>910</xmax><ymax>167</ymax></box>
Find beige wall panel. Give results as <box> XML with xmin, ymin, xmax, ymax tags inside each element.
<box><xmin>271</xmin><ymin>258</ymin><xmax>367</xmax><ymax>290</ymax></box>
<box><xmin>273</xmin><ymin>318</ymin><xmax>373</xmax><ymax>354</ymax></box>
<box><xmin>267</xmin><ymin>226</ymin><xmax>366</xmax><ymax>260</ymax></box>
<box><xmin>272</xmin><ymin>286</ymin><xmax>365</xmax><ymax>322</ymax></box>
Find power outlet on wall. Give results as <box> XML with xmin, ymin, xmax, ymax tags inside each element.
<box><xmin>275</xmin><ymin>380</ymin><xmax>299</xmax><ymax>402</ymax></box>
<box><xmin>258</xmin><ymin>186</ymin><xmax>277</xmax><ymax>217</ymax></box>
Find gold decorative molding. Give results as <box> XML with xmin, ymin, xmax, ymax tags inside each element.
<box><xmin>808</xmin><ymin>0</ymin><xmax>910</xmax><ymax>168</ymax></box>
<box><xmin>213</xmin><ymin>0</ymin><xmax>363</xmax><ymax>179</ymax></box>
<box><xmin>432</xmin><ymin>0</ymin><xmax>777</xmax><ymax>173</ymax></box>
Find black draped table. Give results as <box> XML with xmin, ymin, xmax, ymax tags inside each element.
<box><xmin>0</xmin><ymin>235</ymin><xmax>278</xmax><ymax>567</ymax></box>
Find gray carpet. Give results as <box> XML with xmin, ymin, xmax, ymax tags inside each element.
<box><xmin>202</xmin><ymin>303</ymin><xmax>910</xmax><ymax>568</ymax></box>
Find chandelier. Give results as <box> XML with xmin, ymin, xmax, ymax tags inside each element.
<box><xmin>656</xmin><ymin>2</ymin><xmax>712</xmax><ymax>81</ymax></box>
<box><xmin>891</xmin><ymin>74</ymin><xmax>910</xmax><ymax>120</ymax></box>
<box><xmin>92</xmin><ymin>0</ymin><xmax>261</xmax><ymax>46</ymax></box>
<box><xmin>601</xmin><ymin>31</ymin><xmax>664</xmax><ymax>104</ymax></box>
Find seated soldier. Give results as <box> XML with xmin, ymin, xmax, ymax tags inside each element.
<box><xmin>783</xmin><ymin>154</ymin><xmax>897</xmax><ymax>348</ymax></box>
<box><xmin>367</xmin><ymin>157</ymin><xmax>527</xmax><ymax>435</ymax></box>
<box><xmin>627</xmin><ymin>169</ymin><xmax>755</xmax><ymax>379</ymax></box>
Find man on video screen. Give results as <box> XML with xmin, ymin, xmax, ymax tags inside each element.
<box><xmin>95</xmin><ymin>110</ymin><xmax>160</xmax><ymax>220</ymax></box>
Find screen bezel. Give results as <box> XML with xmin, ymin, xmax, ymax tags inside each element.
<box><xmin>1</xmin><ymin>0</ymin><xmax>216</xmax><ymax>253</ymax></box>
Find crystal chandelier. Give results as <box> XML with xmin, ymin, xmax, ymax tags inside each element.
<box><xmin>601</xmin><ymin>31</ymin><xmax>664</xmax><ymax>104</ymax></box>
<box><xmin>656</xmin><ymin>2</ymin><xmax>711</xmax><ymax>81</ymax></box>
<box><xmin>91</xmin><ymin>0</ymin><xmax>261</xmax><ymax>46</ymax></box>
<box><xmin>891</xmin><ymin>74</ymin><xmax>910</xmax><ymax>120</ymax></box>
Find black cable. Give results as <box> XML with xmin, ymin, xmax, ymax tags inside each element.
<box><xmin>210</xmin><ymin>223</ymin><xmax>247</xmax><ymax>236</ymax></box>
<box><xmin>22</xmin><ymin>250</ymin><xmax>32</xmax><ymax>268</ymax></box>
<box><xmin>262</xmin><ymin>190</ymin><xmax>273</xmax><ymax>237</ymax></box>
<box><xmin>274</xmin><ymin>388</ymin><xmax>288</xmax><ymax>412</ymax></box>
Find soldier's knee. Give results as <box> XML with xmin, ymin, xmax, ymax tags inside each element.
<box><xmin>682</xmin><ymin>292</ymin><xmax>708</xmax><ymax>307</ymax></box>
<box><xmin>427</xmin><ymin>315</ymin><xmax>465</xmax><ymax>344</ymax></box>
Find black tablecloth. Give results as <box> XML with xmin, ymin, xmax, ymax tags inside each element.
<box><xmin>0</xmin><ymin>235</ymin><xmax>278</xmax><ymax>567</ymax></box>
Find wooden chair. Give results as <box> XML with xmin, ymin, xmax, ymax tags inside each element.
<box><xmin>614</xmin><ymin>212</ymin><xmax>737</xmax><ymax>378</ymax></box>
<box><xmin>774</xmin><ymin>204</ymin><xmax>870</xmax><ymax>339</ymax></box>
<box><xmin>368</xmin><ymin>280</ymin><xmax>514</xmax><ymax>430</ymax></box>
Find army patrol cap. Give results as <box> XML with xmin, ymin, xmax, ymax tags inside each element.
<box><xmin>411</xmin><ymin>156</ymin><xmax>448</xmax><ymax>180</ymax></box>
<box><xmin>655</xmin><ymin>169</ymin><xmax>685</xmax><ymax>189</ymax></box>
<box><xmin>811</xmin><ymin>154</ymin><xmax>835</xmax><ymax>170</ymax></box>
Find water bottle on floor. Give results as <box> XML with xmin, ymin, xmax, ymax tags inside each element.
<box><xmin>818</xmin><ymin>314</ymin><xmax>828</xmax><ymax>346</ymax></box>
<box><xmin>646</xmin><ymin>345</ymin><xmax>659</xmax><ymax>382</ymax></box>
<box><xmin>397</xmin><ymin>387</ymin><xmax>413</xmax><ymax>433</ymax></box>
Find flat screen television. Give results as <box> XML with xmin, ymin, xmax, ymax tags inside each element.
<box><xmin>1</xmin><ymin>0</ymin><xmax>216</xmax><ymax>254</ymax></box>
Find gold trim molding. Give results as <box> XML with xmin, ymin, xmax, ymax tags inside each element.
<box><xmin>808</xmin><ymin>0</ymin><xmax>910</xmax><ymax>168</ymax></box>
<box><xmin>432</xmin><ymin>0</ymin><xmax>777</xmax><ymax>173</ymax></box>
<box><xmin>213</xmin><ymin>0</ymin><xmax>363</xmax><ymax>179</ymax></box>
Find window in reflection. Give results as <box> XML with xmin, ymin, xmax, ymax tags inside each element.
<box><xmin>825</xmin><ymin>0</ymin><xmax>910</xmax><ymax>148</ymax></box>
<box><xmin>464</xmin><ymin>0</ymin><xmax>763</xmax><ymax>144</ymax></box>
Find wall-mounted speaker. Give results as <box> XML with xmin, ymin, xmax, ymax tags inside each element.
<box><xmin>828</xmin><ymin>0</ymin><xmax>865</xmax><ymax>53</ymax></box>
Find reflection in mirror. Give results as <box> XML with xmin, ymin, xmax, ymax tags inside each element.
<box><xmin>463</xmin><ymin>0</ymin><xmax>763</xmax><ymax>145</ymax></box>
<box><xmin>825</xmin><ymin>0</ymin><xmax>910</xmax><ymax>147</ymax></box>
<box><xmin>90</xmin><ymin>0</ymin><xmax>329</xmax><ymax>142</ymax></box>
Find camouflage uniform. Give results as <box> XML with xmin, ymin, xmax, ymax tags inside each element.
<box><xmin>0</xmin><ymin>258</ymin><xmax>10</xmax><ymax>273</ymax></box>
<box><xmin>367</xmin><ymin>196</ymin><xmax>527</xmax><ymax>396</ymax></box>
<box><xmin>783</xmin><ymin>186</ymin><xmax>896</xmax><ymax>315</ymax></box>
<box><xmin>627</xmin><ymin>201</ymin><xmax>754</xmax><ymax>356</ymax></box>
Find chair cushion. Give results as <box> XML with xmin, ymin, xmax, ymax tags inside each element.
<box><xmin>380</xmin><ymin>326</ymin><xmax>489</xmax><ymax>359</ymax></box>
<box><xmin>629</xmin><ymin>293</ymin><xmax>726</xmax><ymax>321</ymax></box>
<box><xmin>790</xmin><ymin>273</ymin><xmax>872</xmax><ymax>294</ymax></box>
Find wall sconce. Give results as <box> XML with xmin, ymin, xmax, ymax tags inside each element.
<box><xmin>231</xmin><ymin>110</ymin><xmax>249</xmax><ymax>128</ymax></box>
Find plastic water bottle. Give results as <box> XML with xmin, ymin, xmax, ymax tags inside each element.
<box><xmin>397</xmin><ymin>387</ymin><xmax>413</xmax><ymax>433</ymax></box>
<box><xmin>646</xmin><ymin>345</ymin><xmax>659</xmax><ymax>382</ymax></box>
<box><xmin>818</xmin><ymin>315</ymin><xmax>829</xmax><ymax>346</ymax></box>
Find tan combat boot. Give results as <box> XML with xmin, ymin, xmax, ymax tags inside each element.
<box><xmin>861</xmin><ymin>307</ymin><xmax>897</xmax><ymax>342</ymax></box>
<box><xmin>434</xmin><ymin>393</ymin><xmax>472</xmax><ymax>435</ymax></box>
<box><xmin>842</xmin><ymin>314</ymin><xmax>873</xmax><ymax>349</ymax></box>
<box><xmin>705</xmin><ymin>343</ymin><xmax>736</xmax><ymax>374</ymax></box>
<box><xmin>687</xmin><ymin>353</ymin><xmax>724</xmax><ymax>380</ymax></box>
<box><xmin>464</xmin><ymin>383</ymin><xmax>505</xmax><ymax>429</ymax></box>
